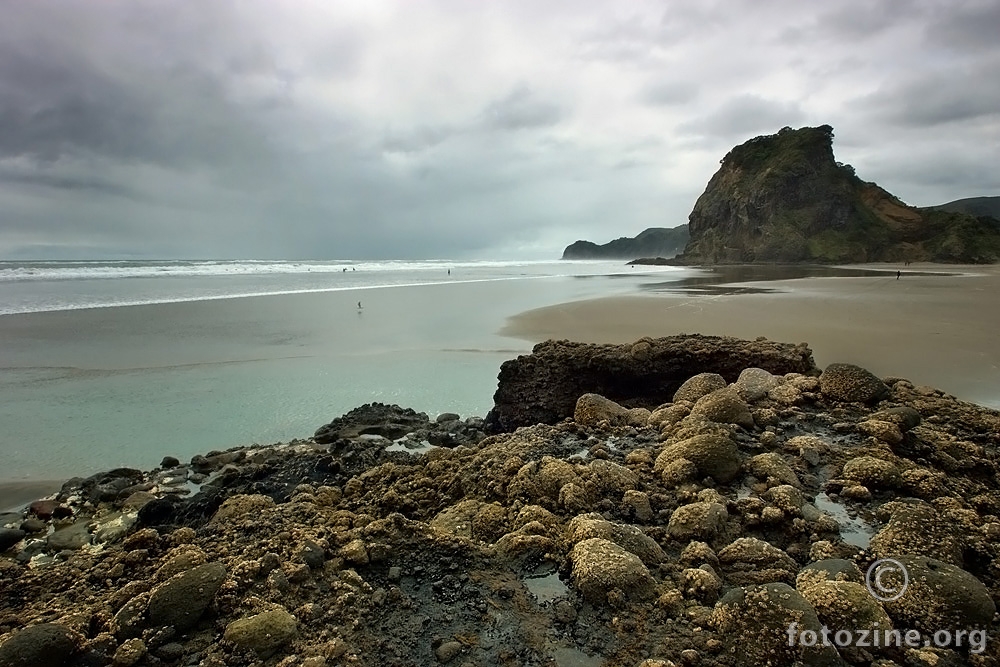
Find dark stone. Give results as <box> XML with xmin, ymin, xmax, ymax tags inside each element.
<box><xmin>155</xmin><ymin>643</ymin><xmax>185</xmax><ymax>661</ymax></box>
<box><xmin>147</xmin><ymin>562</ymin><xmax>227</xmax><ymax>631</ymax></box>
<box><xmin>819</xmin><ymin>363</ymin><xmax>889</xmax><ymax>404</ymax></box>
<box><xmin>299</xmin><ymin>540</ymin><xmax>326</xmax><ymax>569</ymax></box>
<box><xmin>485</xmin><ymin>335</ymin><xmax>816</xmax><ymax>432</ymax></box>
<box><xmin>47</xmin><ymin>522</ymin><xmax>91</xmax><ymax>551</ymax></box>
<box><xmin>0</xmin><ymin>623</ymin><xmax>78</xmax><ymax>667</ymax></box>
<box><xmin>20</xmin><ymin>518</ymin><xmax>47</xmax><ymax>533</ymax></box>
<box><xmin>314</xmin><ymin>403</ymin><xmax>430</xmax><ymax>444</ymax></box>
<box><xmin>137</xmin><ymin>496</ymin><xmax>179</xmax><ymax>526</ymax></box>
<box><xmin>72</xmin><ymin>468</ymin><xmax>145</xmax><ymax>504</ymax></box>
<box><xmin>28</xmin><ymin>499</ymin><xmax>61</xmax><ymax>520</ymax></box>
<box><xmin>0</xmin><ymin>528</ymin><xmax>25</xmax><ymax>552</ymax></box>
<box><xmin>160</xmin><ymin>456</ymin><xmax>181</xmax><ymax>468</ymax></box>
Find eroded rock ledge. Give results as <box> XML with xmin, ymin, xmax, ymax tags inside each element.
<box><xmin>485</xmin><ymin>335</ymin><xmax>817</xmax><ymax>432</ymax></box>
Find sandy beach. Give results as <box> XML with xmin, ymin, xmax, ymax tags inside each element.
<box><xmin>502</xmin><ymin>263</ymin><xmax>1000</xmax><ymax>409</ymax></box>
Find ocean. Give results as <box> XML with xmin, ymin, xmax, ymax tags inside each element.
<box><xmin>0</xmin><ymin>259</ymin><xmax>690</xmax><ymax>484</ymax></box>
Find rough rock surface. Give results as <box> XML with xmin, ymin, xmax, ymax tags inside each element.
<box><xmin>223</xmin><ymin>607</ymin><xmax>297</xmax><ymax>657</ymax></box>
<box><xmin>880</xmin><ymin>555</ymin><xmax>995</xmax><ymax>631</ymax></box>
<box><xmin>486</xmin><ymin>335</ymin><xmax>816</xmax><ymax>431</ymax></box>
<box><xmin>569</xmin><ymin>537</ymin><xmax>656</xmax><ymax>602</ymax></box>
<box><xmin>654</xmin><ymin>434</ymin><xmax>741</xmax><ymax>484</ymax></box>
<box><xmin>674</xmin><ymin>372</ymin><xmax>728</xmax><ymax>403</ymax></box>
<box><xmin>3</xmin><ymin>341</ymin><xmax>1000</xmax><ymax>666</ymax></box>
<box><xmin>819</xmin><ymin>363</ymin><xmax>890</xmax><ymax>404</ymax></box>
<box><xmin>712</xmin><ymin>583</ymin><xmax>843</xmax><ymax>666</ymax></box>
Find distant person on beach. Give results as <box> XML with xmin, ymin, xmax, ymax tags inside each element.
<box><xmin>357</xmin><ymin>301</ymin><xmax>362</xmax><ymax>309</ymax></box>
<box><xmin>448</xmin><ymin>269</ymin><xmax>451</xmax><ymax>275</ymax></box>
<box><xmin>897</xmin><ymin>271</ymin><xmax>901</xmax><ymax>280</ymax></box>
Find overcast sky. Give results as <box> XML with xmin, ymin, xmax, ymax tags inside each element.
<box><xmin>1</xmin><ymin>0</ymin><xmax>998</xmax><ymax>259</ymax></box>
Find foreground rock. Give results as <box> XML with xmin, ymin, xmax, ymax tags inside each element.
<box><xmin>485</xmin><ymin>335</ymin><xmax>816</xmax><ymax>431</ymax></box>
<box><xmin>3</xmin><ymin>342</ymin><xmax>1000</xmax><ymax>666</ymax></box>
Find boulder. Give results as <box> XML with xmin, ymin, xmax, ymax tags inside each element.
<box><xmin>747</xmin><ymin>452</ymin><xmax>800</xmax><ymax>487</ymax></box>
<box><xmin>879</xmin><ymin>555</ymin><xmax>995</xmax><ymax>631</ymax></box>
<box><xmin>798</xmin><ymin>580</ymin><xmax>892</xmax><ymax>635</ymax></box>
<box><xmin>841</xmin><ymin>456</ymin><xmax>900</xmax><ymax>490</ymax></box>
<box><xmin>667</xmin><ymin>502</ymin><xmax>728</xmax><ymax>541</ymax></box>
<box><xmin>795</xmin><ymin>559</ymin><xmax>863</xmax><ymax>592</ymax></box>
<box><xmin>819</xmin><ymin>363</ymin><xmax>889</xmax><ymax>404</ymax></box>
<box><xmin>224</xmin><ymin>608</ymin><xmax>297</xmax><ymax>657</ymax></box>
<box><xmin>569</xmin><ymin>538</ymin><xmax>656</xmax><ymax>602</ymax></box>
<box><xmin>718</xmin><ymin>537</ymin><xmax>798</xmax><ymax>585</ymax></box>
<box><xmin>869</xmin><ymin>406</ymin><xmax>921</xmax><ymax>431</ymax></box>
<box><xmin>574</xmin><ymin>393</ymin><xmax>630</xmax><ymax>427</ymax></box>
<box><xmin>712</xmin><ymin>583</ymin><xmax>844</xmax><ymax>666</ymax></box>
<box><xmin>46</xmin><ymin>521</ymin><xmax>92</xmax><ymax>551</ymax></box>
<box><xmin>567</xmin><ymin>515</ymin><xmax>664</xmax><ymax>565</ymax></box>
<box><xmin>869</xmin><ymin>501</ymin><xmax>965</xmax><ymax>566</ymax></box>
<box><xmin>584</xmin><ymin>459</ymin><xmax>638</xmax><ymax>496</ymax></box>
<box><xmin>733</xmin><ymin>367</ymin><xmax>780</xmax><ymax>401</ymax></box>
<box><xmin>654</xmin><ymin>434</ymin><xmax>741</xmax><ymax>483</ymax></box>
<box><xmin>0</xmin><ymin>529</ymin><xmax>25</xmax><ymax>552</ymax></box>
<box><xmin>674</xmin><ymin>373</ymin><xmax>727</xmax><ymax>403</ymax></box>
<box><xmin>485</xmin><ymin>336</ymin><xmax>816</xmax><ymax>432</ymax></box>
<box><xmin>209</xmin><ymin>494</ymin><xmax>275</xmax><ymax>525</ymax></box>
<box><xmin>146</xmin><ymin>562</ymin><xmax>227</xmax><ymax>631</ymax></box>
<box><xmin>0</xmin><ymin>624</ymin><xmax>79</xmax><ymax>667</ymax></box>
<box><xmin>314</xmin><ymin>403</ymin><xmax>430</xmax><ymax>443</ymax></box>
<box><xmin>689</xmin><ymin>388</ymin><xmax>754</xmax><ymax>428</ymax></box>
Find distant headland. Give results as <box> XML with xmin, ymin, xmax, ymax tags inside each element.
<box><xmin>565</xmin><ymin>126</ymin><xmax>1000</xmax><ymax>265</ymax></box>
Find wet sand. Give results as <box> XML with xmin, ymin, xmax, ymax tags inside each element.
<box><xmin>501</xmin><ymin>263</ymin><xmax>1000</xmax><ymax>409</ymax></box>
<box><xmin>0</xmin><ymin>480</ymin><xmax>62</xmax><ymax>514</ymax></box>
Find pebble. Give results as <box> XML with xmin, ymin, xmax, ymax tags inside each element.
<box><xmin>434</xmin><ymin>640</ymin><xmax>463</xmax><ymax>663</ymax></box>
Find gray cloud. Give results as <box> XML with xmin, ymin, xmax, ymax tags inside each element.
<box><xmin>640</xmin><ymin>80</ymin><xmax>699</xmax><ymax>106</ymax></box>
<box><xmin>679</xmin><ymin>94</ymin><xmax>806</xmax><ymax>138</ymax></box>
<box><xmin>479</xmin><ymin>86</ymin><xmax>565</xmax><ymax>131</ymax></box>
<box><xmin>854</xmin><ymin>57</ymin><xmax>1000</xmax><ymax>127</ymax></box>
<box><xmin>0</xmin><ymin>0</ymin><xmax>996</xmax><ymax>260</ymax></box>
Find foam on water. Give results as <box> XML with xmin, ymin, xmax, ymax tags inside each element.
<box><xmin>0</xmin><ymin>259</ymin><xmax>685</xmax><ymax>315</ymax></box>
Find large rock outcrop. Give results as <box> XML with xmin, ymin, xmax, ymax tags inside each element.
<box><xmin>562</xmin><ymin>225</ymin><xmax>689</xmax><ymax>260</ymax></box>
<box><xmin>677</xmin><ymin>125</ymin><xmax>1000</xmax><ymax>264</ymax></box>
<box><xmin>484</xmin><ymin>334</ymin><xmax>816</xmax><ymax>432</ymax></box>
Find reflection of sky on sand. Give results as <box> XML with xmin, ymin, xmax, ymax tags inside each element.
<box><xmin>638</xmin><ymin>264</ymin><xmax>958</xmax><ymax>296</ymax></box>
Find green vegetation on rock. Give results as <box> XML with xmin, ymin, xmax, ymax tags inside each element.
<box><xmin>677</xmin><ymin>125</ymin><xmax>1000</xmax><ymax>264</ymax></box>
<box><xmin>562</xmin><ymin>225</ymin><xmax>689</xmax><ymax>260</ymax></box>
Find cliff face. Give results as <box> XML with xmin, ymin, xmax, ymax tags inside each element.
<box><xmin>678</xmin><ymin>125</ymin><xmax>1000</xmax><ymax>264</ymax></box>
<box><xmin>562</xmin><ymin>225</ymin><xmax>689</xmax><ymax>260</ymax></box>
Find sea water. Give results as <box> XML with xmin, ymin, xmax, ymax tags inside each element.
<box><xmin>0</xmin><ymin>259</ymin><xmax>690</xmax><ymax>482</ymax></box>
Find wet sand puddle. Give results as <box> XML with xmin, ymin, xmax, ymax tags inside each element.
<box><xmin>814</xmin><ymin>492</ymin><xmax>878</xmax><ymax>548</ymax></box>
<box><xmin>522</xmin><ymin>564</ymin><xmax>570</xmax><ymax>604</ymax></box>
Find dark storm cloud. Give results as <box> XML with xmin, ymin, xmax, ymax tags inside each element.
<box><xmin>0</xmin><ymin>168</ymin><xmax>140</xmax><ymax>200</ymax></box>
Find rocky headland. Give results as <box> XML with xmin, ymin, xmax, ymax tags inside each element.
<box><xmin>672</xmin><ymin>126</ymin><xmax>1000</xmax><ymax>265</ymax></box>
<box><xmin>3</xmin><ymin>335</ymin><xmax>1000</xmax><ymax>666</ymax></box>
<box><xmin>562</xmin><ymin>227</ymin><xmax>690</xmax><ymax>261</ymax></box>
